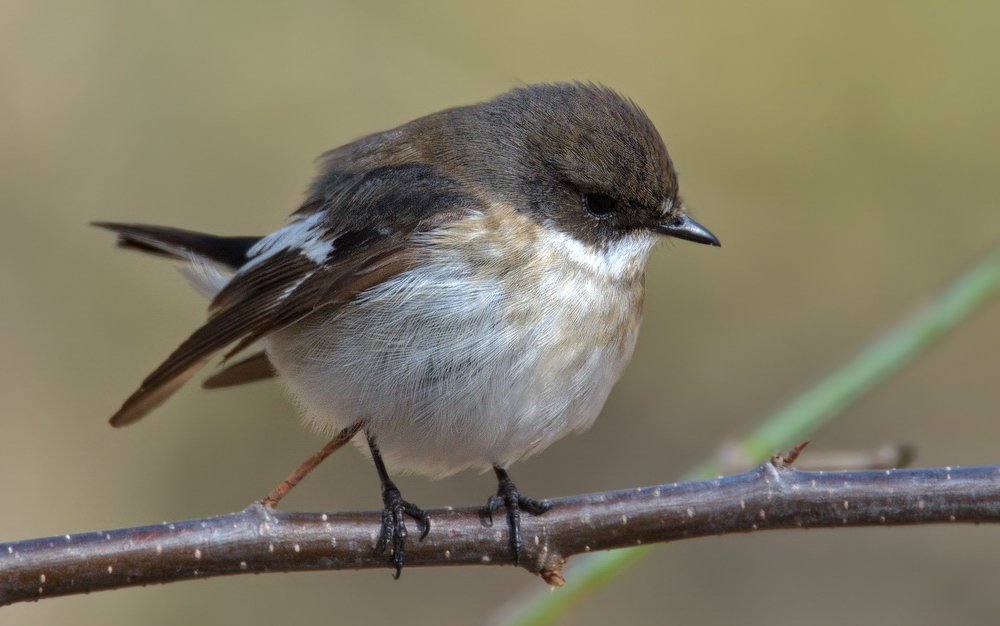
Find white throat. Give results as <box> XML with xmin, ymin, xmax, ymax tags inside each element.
<box><xmin>541</xmin><ymin>228</ymin><xmax>658</xmax><ymax>283</ymax></box>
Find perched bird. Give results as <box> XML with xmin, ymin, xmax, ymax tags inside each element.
<box><xmin>96</xmin><ymin>82</ymin><xmax>720</xmax><ymax>576</ymax></box>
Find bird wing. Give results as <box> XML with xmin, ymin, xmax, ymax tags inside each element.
<box><xmin>201</xmin><ymin>351</ymin><xmax>275</xmax><ymax>389</ymax></box>
<box><xmin>107</xmin><ymin>161</ymin><xmax>478</xmax><ymax>427</ymax></box>
<box><xmin>108</xmin><ymin>228</ymin><xmax>417</xmax><ymax>426</ymax></box>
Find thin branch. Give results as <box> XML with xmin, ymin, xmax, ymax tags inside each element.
<box><xmin>260</xmin><ymin>421</ymin><xmax>364</xmax><ymax>507</ymax></box>
<box><xmin>3</xmin><ymin>460</ymin><xmax>1000</xmax><ymax>605</ymax></box>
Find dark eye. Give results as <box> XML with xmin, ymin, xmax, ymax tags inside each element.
<box><xmin>583</xmin><ymin>192</ymin><xmax>617</xmax><ymax>217</ymax></box>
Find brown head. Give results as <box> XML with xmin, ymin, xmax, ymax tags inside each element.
<box><xmin>430</xmin><ymin>82</ymin><xmax>719</xmax><ymax>249</ymax></box>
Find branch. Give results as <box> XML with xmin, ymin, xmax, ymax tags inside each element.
<box><xmin>4</xmin><ymin>460</ymin><xmax>1000</xmax><ymax>606</ymax></box>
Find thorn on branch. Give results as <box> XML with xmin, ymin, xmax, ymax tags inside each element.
<box><xmin>540</xmin><ymin>568</ymin><xmax>566</xmax><ymax>587</ymax></box>
<box><xmin>772</xmin><ymin>440</ymin><xmax>810</xmax><ymax>468</ymax></box>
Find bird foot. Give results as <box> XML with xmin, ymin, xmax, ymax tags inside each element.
<box><xmin>375</xmin><ymin>484</ymin><xmax>430</xmax><ymax>578</ymax></box>
<box><xmin>486</xmin><ymin>468</ymin><xmax>551</xmax><ymax>566</ymax></box>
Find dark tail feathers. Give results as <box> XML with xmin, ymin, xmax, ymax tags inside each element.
<box><xmin>93</xmin><ymin>222</ymin><xmax>261</xmax><ymax>270</ymax></box>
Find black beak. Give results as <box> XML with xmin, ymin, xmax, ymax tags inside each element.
<box><xmin>655</xmin><ymin>214</ymin><xmax>721</xmax><ymax>247</ymax></box>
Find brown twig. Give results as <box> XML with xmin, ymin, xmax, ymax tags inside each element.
<box><xmin>3</xmin><ymin>461</ymin><xmax>1000</xmax><ymax>606</ymax></box>
<box><xmin>785</xmin><ymin>443</ymin><xmax>916</xmax><ymax>471</ymax></box>
<box><xmin>713</xmin><ymin>441</ymin><xmax>916</xmax><ymax>473</ymax></box>
<box><xmin>772</xmin><ymin>440</ymin><xmax>810</xmax><ymax>467</ymax></box>
<box><xmin>260</xmin><ymin>421</ymin><xmax>364</xmax><ymax>507</ymax></box>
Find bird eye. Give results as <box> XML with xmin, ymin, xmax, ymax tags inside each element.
<box><xmin>583</xmin><ymin>192</ymin><xmax>617</xmax><ymax>217</ymax></box>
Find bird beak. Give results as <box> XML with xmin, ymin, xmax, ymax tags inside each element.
<box><xmin>655</xmin><ymin>214</ymin><xmax>721</xmax><ymax>247</ymax></box>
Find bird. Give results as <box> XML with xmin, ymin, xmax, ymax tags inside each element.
<box><xmin>95</xmin><ymin>82</ymin><xmax>720</xmax><ymax>577</ymax></box>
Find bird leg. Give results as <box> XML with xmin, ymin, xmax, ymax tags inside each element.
<box><xmin>486</xmin><ymin>465</ymin><xmax>551</xmax><ymax>565</ymax></box>
<box><xmin>367</xmin><ymin>432</ymin><xmax>430</xmax><ymax>578</ymax></box>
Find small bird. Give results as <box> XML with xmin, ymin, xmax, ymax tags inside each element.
<box><xmin>96</xmin><ymin>83</ymin><xmax>719</xmax><ymax>576</ymax></box>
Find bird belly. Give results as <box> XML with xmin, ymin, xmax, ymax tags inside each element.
<box><xmin>264</xmin><ymin>223</ymin><xmax>647</xmax><ymax>477</ymax></box>
<box><xmin>265</xmin><ymin>214</ymin><xmax>651</xmax><ymax>476</ymax></box>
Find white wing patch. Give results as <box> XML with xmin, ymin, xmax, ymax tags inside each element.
<box><xmin>243</xmin><ymin>211</ymin><xmax>335</xmax><ymax>271</ymax></box>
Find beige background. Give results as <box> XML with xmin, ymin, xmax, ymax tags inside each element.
<box><xmin>2</xmin><ymin>2</ymin><xmax>999</xmax><ymax>624</ymax></box>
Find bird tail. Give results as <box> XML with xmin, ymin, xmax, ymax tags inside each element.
<box><xmin>93</xmin><ymin>222</ymin><xmax>261</xmax><ymax>269</ymax></box>
<box><xmin>95</xmin><ymin>222</ymin><xmax>278</xmax><ymax>399</ymax></box>
<box><xmin>93</xmin><ymin>222</ymin><xmax>262</xmax><ymax>298</ymax></box>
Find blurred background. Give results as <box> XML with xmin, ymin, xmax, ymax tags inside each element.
<box><xmin>2</xmin><ymin>2</ymin><xmax>999</xmax><ymax>624</ymax></box>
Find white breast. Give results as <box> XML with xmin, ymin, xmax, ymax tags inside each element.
<box><xmin>264</xmin><ymin>211</ymin><xmax>656</xmax><ymax>477</ymax></box>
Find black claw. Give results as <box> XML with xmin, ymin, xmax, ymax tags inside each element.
<box><xmin>375</xmin><ymin>482</ymin><xmax>430</xmax><ymax>579</ymax></box>
<box><xmin>486</xmin><ymin>466</ymin><xmax>551</xmax><ymax>566</ymax></box>
<box><xmin>367</xmin><ymin>432</ymin><xmax>430</xmax><ymax>578</ymax></box>
<box><xmin>375</xmin><ymin>508</ymin><xmax>393</xmax><ymax>554</ymax></box>
<box><xmin>402</xmin><ymin>501</ymin><xmax>432</xmax><ymax>540</ymax></box>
